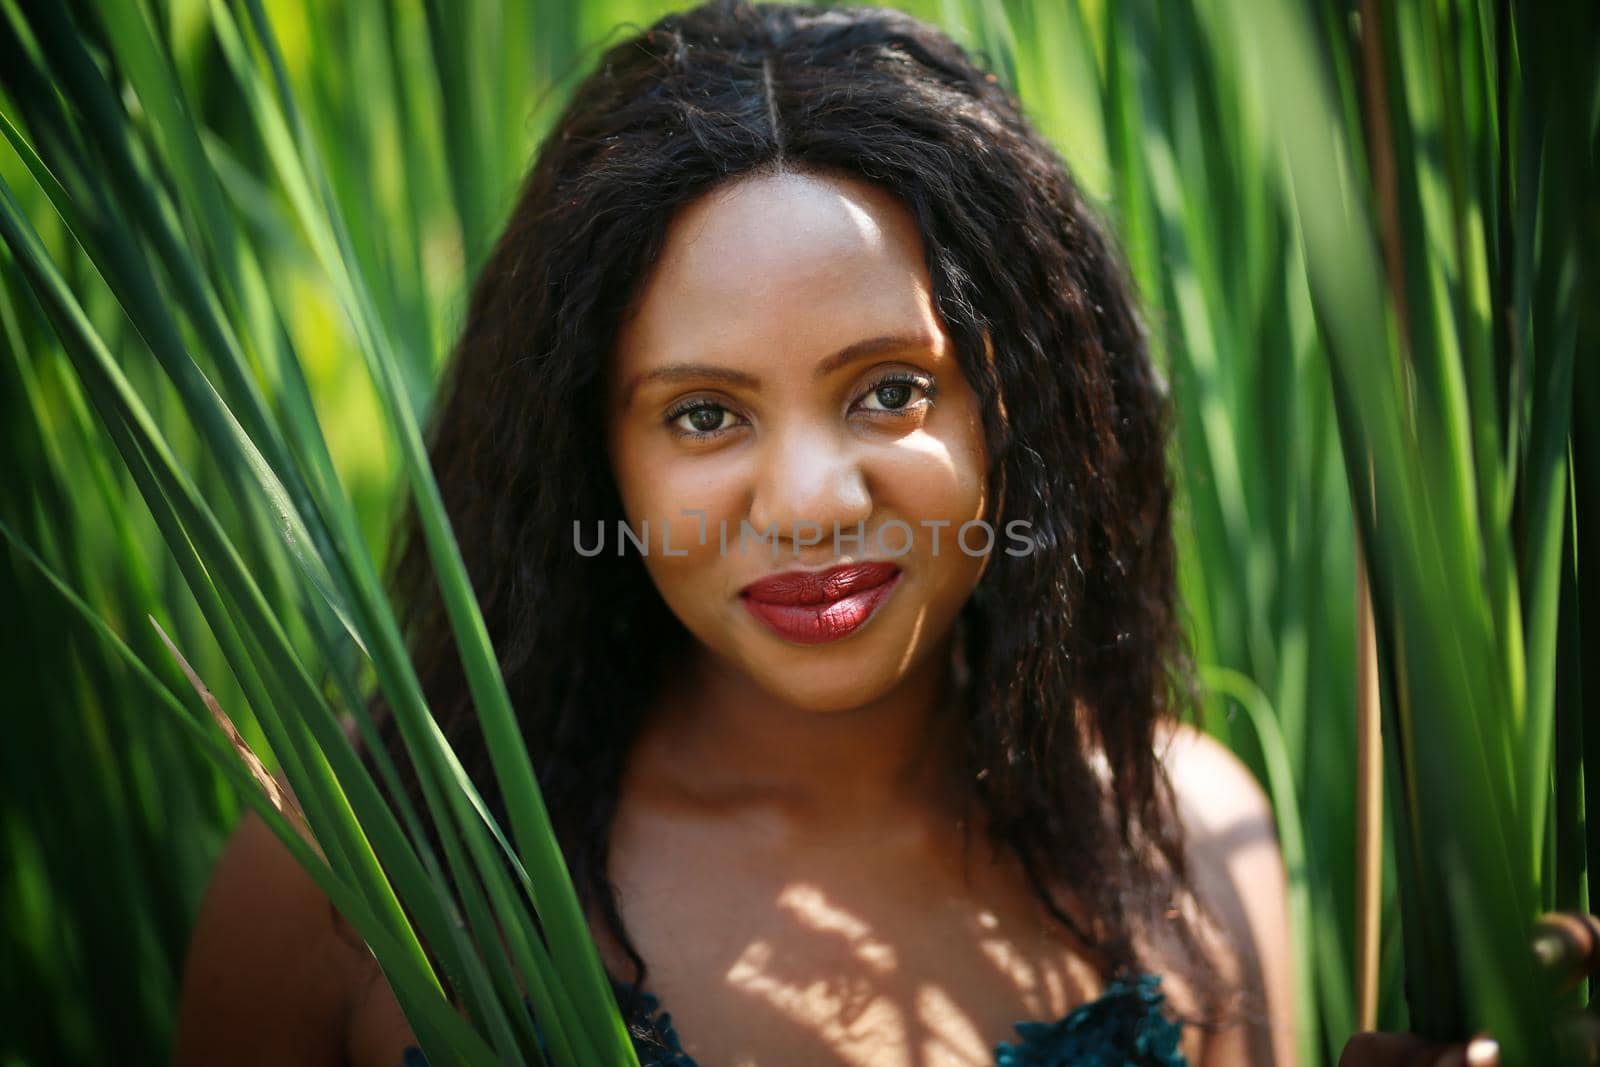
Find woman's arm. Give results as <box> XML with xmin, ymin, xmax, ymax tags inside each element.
<box><xmin>1163</xmin><ymin>721</ymin><xmax>1298</xmax><ymax>1067</ymax></box>
<box><xmin>171</xmin><ymin>809</ymin><xmax>361</xmax><ymax>1066</ymax></box>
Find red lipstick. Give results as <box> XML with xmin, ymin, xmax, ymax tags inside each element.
<box><xmin>739</xmin><ymin>561</ymin><xmax>903</xmax><ymax>645</ymax></box>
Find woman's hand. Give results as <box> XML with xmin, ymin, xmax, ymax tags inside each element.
<box><xmin>1338</xmin><ymin>911</ymin><xmax>1598</xmax><ymax>1067</ymax></box>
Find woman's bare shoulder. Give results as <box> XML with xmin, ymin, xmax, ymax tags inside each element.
<box><xmin>172</xmin><ymin>805</ymin><xmax>368</xmax><ymax>1066</ymax></box>
<box><xmin>1157</xmin><ymin>719</ymin><xmax>1275</xmax><ymax>837</ymax></box>
<box><xmin>1156</xmin><ymin>718</ymin><xmax>1298</xmax><ymax>1067</ymax></box>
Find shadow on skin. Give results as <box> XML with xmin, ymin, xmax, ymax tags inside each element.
<box><xmin>613</xmin><ymin>851</ymin><xmax>1107</xmax><ymax>1066</ymax></box>
<box><xmin>591</xmin><ymin>720</ymin><xmax>1287</xmax><ymax>1066</ymax></box>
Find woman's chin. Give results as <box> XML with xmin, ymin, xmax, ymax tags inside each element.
<box><xmin>744</xmin><ymin>672</ymin><xmax>903</xmax><ymax>715</ymax></box>
<box><xmin>731</xmin><ymin>637</ymin><xmax>925</xmax><ymax>714</ymax></box>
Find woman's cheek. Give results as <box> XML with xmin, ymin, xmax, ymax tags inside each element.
<box><xmin>877</xmin><ymin>431</ymin><xmax>988</xmax><ymax>542</ymax></box>
<box><xmin>625</xmin><ymin>461</ymin><xmax>749</xmax><ymax>615</ymax></box>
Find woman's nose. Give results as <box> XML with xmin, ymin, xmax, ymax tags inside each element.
<box><xmin>746</xmin><ymin>424</ymin><xmax>873</xmax><ymax>551</ymax></box>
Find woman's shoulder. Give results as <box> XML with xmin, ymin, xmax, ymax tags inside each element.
<box><xmin>172</xmin><ymin>803</ymin><xmax>372</xmax><ymax>1066</ymax></box>
<box><xmin>1156</xmin><ymin>718</ymin><xmax>1275</xmax><ymax>837</ymax></box>
<box><xmin>1152</xmin><ymin>717</ymin><xmax>1297</xmax><ymax>1067</ymax></box>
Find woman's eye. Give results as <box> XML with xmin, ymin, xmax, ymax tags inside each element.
<box><xmin>666</xmin><ymin>374</ymin><xmax>934</xmax><ymax>438</ymax></box>
<box><xmin>668</xmin><ymin>401</ymin><xmax>739</xmax><ymax>437</ymax></box>
<box><xmin>858</xmin><ymin>374</ymin><xmax>934</xmax><ymax>413</ymax></box>
<box><xmin>870</xmin><ymin>382</ymin><xmax>913</xmax><ymax>409</ymax></box>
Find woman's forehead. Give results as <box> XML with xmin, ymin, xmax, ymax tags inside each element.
<box><xmin>612</xmin><ymin>171</ymin><xmax>943</xmax><ymax>376</ymax></box>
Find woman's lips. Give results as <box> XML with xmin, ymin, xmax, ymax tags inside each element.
<box><xmin>739</xmin><ymin>561</ymin><xmax>903</xmax><ymax>644</ymax></box>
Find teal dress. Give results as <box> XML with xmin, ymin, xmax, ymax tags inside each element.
<box><xmin>399</xmin><ymin>971</ymin><xmax>1188</xmax><ymax>1066</ymax></box>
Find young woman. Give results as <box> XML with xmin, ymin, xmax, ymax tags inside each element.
<box><xmin>173</xmin><ymin>2</ymin><xmax>1305</xmax><ymax>1064</ymax></box>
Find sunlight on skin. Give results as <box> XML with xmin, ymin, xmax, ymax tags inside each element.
<box><xmin>914</xmin><ymin>985</ymin><xmax>994</xmax><ymax>1065</ymax></box>
<box><xmin>725</xmin><ymin>940</ymin><xmax>913</xmax><ymax>1067</ymax></box>
<box><xmin>718</xmin><ymin>883</ymin><xmax>1011</xmax><ymax>1067</ymax></box>
<box><xmin>974</xmin><ymin>938</ymin><xmax>1044</xmax><ymax>1015</ymax></box>
<box><xmin>895</xmin><ymin>425</ymin><xmax>983</xmax><ymax>677</ymax></box>
<box><xmin>893</xmin><ymin>607</ymin><xmax>928</xmax><ymax>676</ymax></box>
<box><xmin>887</xmin><ymin>432</ymin><xmax>982</xmax><ymax>677</ymax></box>
<box><xmin>773</xmin><ymin>884</ymin><xmax>899</xmax><ymax>973</ymax></box>
<box><xmin>972</xmin><ymin>907</ymin><xmax>1089</xmax><ymax>1022</ymax></box>
<box><xmin>717</xmin><ymin>888</ymin><xmax>1090</xmax><ymax>1067</ymax></box>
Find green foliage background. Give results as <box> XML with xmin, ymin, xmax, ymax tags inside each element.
<box><xmin>0</xmin><ymin>0</ymin><xmax>1592</xmax><ymax>1064</ymax></box>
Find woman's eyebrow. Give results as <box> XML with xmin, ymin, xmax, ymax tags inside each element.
<box><xmin>620</xmin><ymin>331</ymin><xmax>936</xmax><ymax>409</ymax></box>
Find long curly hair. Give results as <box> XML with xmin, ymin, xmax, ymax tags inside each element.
<box><xmin>363</xmin><ymin>0</ymin><xmax>1236</xmax><ymax>1043</ymax></box>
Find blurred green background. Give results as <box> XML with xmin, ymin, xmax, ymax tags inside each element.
<box><xmin>1</xmin><ymin>0</ymin><xmax>1592</xmax><ymax>1064</ymax></box>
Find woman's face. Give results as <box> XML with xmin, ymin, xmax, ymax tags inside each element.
<box><xmin>605</xmin><ymin>170</ymin><xmax>991</xmax><ymax>713</ymax></box>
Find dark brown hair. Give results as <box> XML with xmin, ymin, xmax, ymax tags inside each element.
<box><xmin>364</xmin><ymin>0</ymin><xmax>1238</xmax><ymax>1045</ymax></box>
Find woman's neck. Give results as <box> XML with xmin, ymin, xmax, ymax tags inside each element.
<box><xmin>628</xmin><ymin>638</ymin><xmax>974</xmax><ymax>843</ymax></box>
